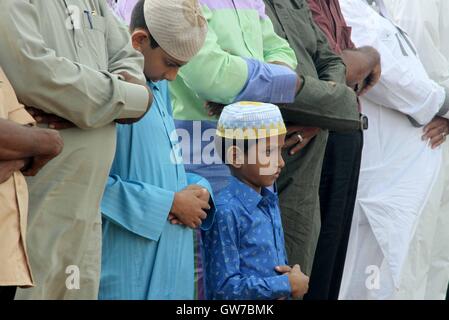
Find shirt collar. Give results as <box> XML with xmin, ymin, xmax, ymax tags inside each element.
<box><xmin>148</xmin><ymin>80</ymin><xmax>161</xmax><ymax>91</ymax></box>
<box><xmin>229</xmin><ymin>176</ymin><xmax>278</xmax><ymax>213</ymax></box>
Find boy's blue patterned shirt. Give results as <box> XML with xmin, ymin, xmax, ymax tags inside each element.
<box><xmin>202</xmin><ymin>176</ymin><xmax>291</xmax><ymax>300</ymax></box>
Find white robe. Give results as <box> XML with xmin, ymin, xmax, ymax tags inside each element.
<box><xmin>338</xmin><ymin>0</ymin><xmax>447</xmax><ymax>299</ymax></box>
<box><xmin>384</xmin><ymin>0</ymin><xmax>449</xmax><ymax>300</ymax></box>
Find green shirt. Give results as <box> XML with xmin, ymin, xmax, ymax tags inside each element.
<box><xmin>170</xmin><ymin>0</ymin><xmax>298</xmax><ymax>121</ymax></box>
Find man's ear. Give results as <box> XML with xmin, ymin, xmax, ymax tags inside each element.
<box><xmin>131</xmin><ymin>29</ymin><xmax>149</xmax><ymax>52</ymax></box>
<box><xmin>227</xmin><ymin>146</ymin><xmax>245</xmax><ymax>169</ymax></box>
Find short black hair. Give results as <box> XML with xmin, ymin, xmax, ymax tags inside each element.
<box><xmin>129</xmin><ymin>0</ymin><xmax>160</xmax><ymax>49</ymax></box>
<box><xmin>216</xmin><ymin>137</ymin><xmax>259</xmax><ymax>165</ymax></box>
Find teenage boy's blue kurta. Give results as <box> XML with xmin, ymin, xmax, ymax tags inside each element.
<box><xmin>202</xmin><ymin>176</ymin><xmax>291</xmax><ymax>300</ymax></box>
<box><xmin>99</xmin><ymin>80</ymin><xmax>215</xmax><ymax>300</ymax></box>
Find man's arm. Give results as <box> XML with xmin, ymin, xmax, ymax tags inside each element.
<box><xmin>0</xmin><ymin>0</ymin><xmax>151</xmax><ymax>130</ymax></box>
<box><xmin>386</xmin><ymin>0</ymin><xmax>449</xmax><ymax>89</ymax></box>
<box><xmin>340</xmin><ymin>0</ymin><xmax>449</xmax><ymax>126</ymax></box>
<box><xmin>281</xmin><ymin>18</ymin><xmax>360</xmax><ymax>131</ymax></box>
<box><xmin>178</xmin><ymin>4</ymin><xmax>298</xmax><ymax>105</ymax></box>
<box><xmin>103</xmin><ymin>2</ymin><xmax>147</xmax><ymax>82</ymax></box>
<box><xmin>101</xmin><ymin>174</ymin><xmax>177</xmax><ymax>241</ymax></box>
<box><xmin>305</xmin><ymin>1</ymin><xmax>381</xmax><ymax>95</ymax></box>
<box><xmin>385</xmin><ymin>0</ymin><xmax>449</xmax><ymax>145</ymax></box>
<box><xmin>0</xmin><ymin>119</ymin><xmax>62</xmax><ymax>161</ymax></box>
<box><xmin>101</xmin><ymin>173</ymin><xmax>215</xmax><ymax>238</ymax></box>
<box><xmin>311</xmin><ymin>17</ymin><xmax>348</xmax><ymax>84</ymax></box>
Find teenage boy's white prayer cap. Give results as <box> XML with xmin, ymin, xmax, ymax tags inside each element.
<box><xmin>144</xmin><ymin>0</ymin><xmax>208</xmax><ymax>61</ymax></box>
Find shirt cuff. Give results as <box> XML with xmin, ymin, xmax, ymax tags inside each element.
<box><xmin>266</xmin><ymin>274</ymin><xmax>291</xmax><ymax>299</ymax></box>
<box><xmin>101</xmin><ymin>175</ymin><xmax>175</xmax><ymax>241</ymax></box>
<box><xmin>437</xmin><ymin>88</ymin><xmax>449</xmax><ymax>119</ymax></box>
<box><xmin>266</xmin><ymin>63</ymin><xmax>298</xmax><ymax>104</ymax></box>
<box><xmin>119</xmin><ymin>81</ymin><xmax>150</xmax><ymax>119</ymax></box>
<box><xmin>235</xmin><ymin>59</ymin><xmax>298</xmax><ymax>104</ymax></box>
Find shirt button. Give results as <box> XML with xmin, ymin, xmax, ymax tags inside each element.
<box><xmin>78</xmin><ymin>41</ymin><xmax>84</xmax><ymax>48</ymax></box>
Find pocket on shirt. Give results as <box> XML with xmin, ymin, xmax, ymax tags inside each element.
<box><xmin>82</xmin><ymin>14</ymin><xmax>109</xmax><ymax>70</ymax></box>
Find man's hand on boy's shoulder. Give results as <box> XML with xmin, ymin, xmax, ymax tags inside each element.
<box><xmin>169</xmin><ymin>185</ymin><xmax>211</xmax><ymax>229</ymax></box>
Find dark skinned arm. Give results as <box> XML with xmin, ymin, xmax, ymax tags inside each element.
<box><xmin>0</xmin><ymin>118</ymin><xmax>63</xmax><ymax>177</ymax></box>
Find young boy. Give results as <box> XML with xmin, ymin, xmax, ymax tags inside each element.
<box><xmin>202</xmin><ymin>102</ymin><xmax>309</xmax><ymax>300</ymax></box>
<box><xmin>99</xmin><ymin>0</ymin><xmax>215</xmax><ymax>300</ymax></box>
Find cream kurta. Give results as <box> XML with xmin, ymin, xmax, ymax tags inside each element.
<box><xmin>0</xmin><ymin>68</ymin><xmax>35</xmax><ymax>288</ymax></box>
<box><xmin>0</xmin><ymin>0</ymin><xmax>149</xmax><ymax>300</ymax></box>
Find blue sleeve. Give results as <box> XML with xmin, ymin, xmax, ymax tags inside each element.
<box><xmin>186</xmin><ymin>173</ymin><xmax>216</xmax><ymax>231</ymax></box>
<box><xmin>202</xmin><ymin>208</ymin><xmax>291</xmax><ymax>300</ymax></box>
<box><xmin>235</xmin><ymin>58</ymin><xmax>298</xmax><ymax>104</ymax></box>
<box><xmin>101</xmin><ymin>175</ymin><xmax>175</xmax><ymax>241</ymax></box>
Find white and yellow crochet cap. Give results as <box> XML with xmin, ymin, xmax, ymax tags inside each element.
<box><xmin>144</xmin><ymin>0</ymin><xmax>208</xmax><ymax>62</ymax></box>
<box><xmin>216</xmin><ymin>102</ymin><xmax>287</xmax><ymax>140</ymax></box>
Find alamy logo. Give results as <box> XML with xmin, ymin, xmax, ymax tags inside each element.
<box><xmin>65</xmin><ymin>265</ymin><xmax>80</xmax><ymax>290</ymax></box>
<box><xmin>365</xmin><ymin>265</ymin><xmax>380</xmax><ymax>290</ymax></box>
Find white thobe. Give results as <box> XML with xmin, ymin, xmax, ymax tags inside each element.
<box><xmin>384</xmin><ymin>0</ymin><xmax>449</xmax><ymax>300</ymax></box>
<box><xmin>338</xmin><ymin>0</ymin><xmax>448</xmax><ymax>300</ymax></box>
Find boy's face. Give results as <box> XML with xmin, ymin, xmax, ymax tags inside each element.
<box><xmin>131</xmin><ymin>29</ymin><xmax>187</xmax><ymax>82</ymax></box>
<box><xmin>230</xmin><ymin>134</ymin><xmax>286</xmax><ymax>191</ymax></box>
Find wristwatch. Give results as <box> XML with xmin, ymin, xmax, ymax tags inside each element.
<box><xmin>360</xmin><ymin>114</ymin><xmax>369</xmax><ymax>131</ymax></box>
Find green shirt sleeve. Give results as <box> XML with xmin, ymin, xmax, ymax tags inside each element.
<box><xmin>261</xmin><ymin>15</ymin><xmax>298</xmax><ymax>70</ymax></box>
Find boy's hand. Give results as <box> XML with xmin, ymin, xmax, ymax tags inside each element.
<box><xmin>185</xmin><ymin>184</ymin><xmax>211</xmax><ymax>202</ymax></box>
<box><xmin>168</xmin><ymin>213</ymin><xmax>183</xmax><ymax>226</ymax></box>
<box><xmin>170</xmin><ymin>187</ymin><xmax>211</xmax><ymax>229</ymax></box>
<box><xmin>275</xmin><ymin>265</ymin><xmax>292</xmax><ymax>274</ymax></box>
<box><xmin>287</xmin><ymin>264</ymin><xmax>309</xmax><ymax>299</ymax></box>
